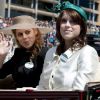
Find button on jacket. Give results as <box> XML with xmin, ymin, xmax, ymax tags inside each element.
<box><xmin>36</xmin><ymin>45</ymin><xmax>100</xmax><ymax>91</ymax></box>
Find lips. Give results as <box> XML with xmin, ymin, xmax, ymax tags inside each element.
<box><xmin>23</xmin><ymin>41</ymin><xmax>30</xmax><ymax>45</ymax></box>
<box><xmin>64</xmin><ymin>30</ymin><xmax>72</xmax><ymax>33</ymax></box>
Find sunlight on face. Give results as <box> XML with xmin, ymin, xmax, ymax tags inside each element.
<box><xmin>60</xmin><ymin>14</ymin><xmax>81</xmax><ymax>41</ymax></box>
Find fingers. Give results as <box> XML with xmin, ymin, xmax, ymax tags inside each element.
<box><xmin>0</xmin><ymin>32</ymin><xmax>12</xmax><ymax>42</ymax></box>
<box><xmin>0</xmin><ymin>32</ymin><xmax>13</xmax><ymax>54</ymax></box>
<box><xmin>0</xmin><ymin>32</ymin><xmax>3</xmax><ymax>42</ymax></box>
<box><xmin>5</xmin><ymin>34</ymin><xmax>12</xmax><ymax>41</ymax></box>
<box><xmin>7</xmin><ymin>40</ymin><xmax>13</xmax><ymax>49</ymax></box>
<box><xmin>0</xmin><ymin>32</ymin><xmax>6</xmax><ymax>42</ymax></box>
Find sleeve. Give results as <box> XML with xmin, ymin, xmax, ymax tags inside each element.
<box><xmin>0</xmin><ymin>57</ymin><xmax>14</xmax><ymax>79</ymax></box>
<box><xmin>0</xmin><ymin>48</ymin><xmax>18</xmax><ymax>79</ymax></box>
<box><xmin>72</xmin><ymin>46</ymin><xmax>100</xmax><ymax>91</ymax></box>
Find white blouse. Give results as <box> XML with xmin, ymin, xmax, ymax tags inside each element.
<box><xmin>36</xmin><ymin>45</ymin><xmax>100</xmax><ymax>91</ymax></box>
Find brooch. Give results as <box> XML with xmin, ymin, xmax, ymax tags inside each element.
<box><xmin>25</xmin><ymin>58</ymin><xmax>34</xmax><ymax>69</ymax></box>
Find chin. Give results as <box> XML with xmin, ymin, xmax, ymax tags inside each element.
<box><xmin>27</xmin><ymin>45</ymin><xmax>34</xmax><ymax>50</ymax></box>
<box><xmin>24</xmin><ymin>46</ymin><xmax>31</xmax><ymax>49</ymax></box>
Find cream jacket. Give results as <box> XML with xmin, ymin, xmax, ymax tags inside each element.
<box><xmin>36</xmin><ymin>45</ymin><xmax>100</xmax><ymax>91</ymax></box>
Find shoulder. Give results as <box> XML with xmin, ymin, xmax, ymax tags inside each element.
<box><xmin>80</xmin><ymin>45</ymin><xmax>98</xmax><ymax>54</ymax></box>
<box><xmin>39</xmin><ymin>47</ymin><xmax>49</xmax><ymax>58</ymax></box>
<box><xmin>14</xmin><ymin>48</ymin><xmax>26</xmax><ymax>55</ymax></box>
<box><xmin>45</xmin><ymin>46</ymin><xmax>57</xmax><ymax>57</ymax></box>
<box><xmin>47</xmin><ymin>46</ymin><xmax>56</xmax><ymax>53</ymax></box>
<box><xmin>79</xmin><ymin>45</ymin><xmax>99</xmax><ymax>60</ymax></box>
<box><xmin>14</xmin><ymin>48</ymin><xmax>23</xmax><ymax>52</ymax></box>
<box><xmin>41</xmin><ymin>47</ymin><xmax>48</xmax><ymax>53</ymax></box>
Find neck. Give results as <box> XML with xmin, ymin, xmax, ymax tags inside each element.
<box><xmin>64</xmin><ymin>40</ymin><xmax>72</xmax><ymax>50</ymax></box>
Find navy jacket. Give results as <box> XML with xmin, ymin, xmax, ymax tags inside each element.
<box><xmin>0</xmin><ymin>47</ymin><xmax>48</xmax><ymax>88</ymax></box>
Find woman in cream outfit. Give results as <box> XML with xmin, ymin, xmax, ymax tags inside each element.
<box><xmin>36</xmin><ymin>1</ymin><xmax>100</xmax><ymax>91</ymax></box>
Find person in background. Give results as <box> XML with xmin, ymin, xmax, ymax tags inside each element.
<box><xmin>0</xmin><ymin>15</ymin><xmax>52</xmax><ymax>89</ymax></box>
<box><xmin>35</xmin><ymin>1</ymin><xmax>100</xmax><ymax>91</ymax></box>
<box><xmin>47</xmin><ymin>31</ymin><xmax>56</xmax><ymax>47</ymax></box>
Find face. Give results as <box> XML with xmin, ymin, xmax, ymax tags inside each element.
<box><xmin>60</xmin><ymin>14</ymin><xmax>81</xmax><ymax>41</ymax></box>
<box><xmin>15</xmin><ymin>28</ymin><xmax>37</xmax><ymax>49</ymax></box>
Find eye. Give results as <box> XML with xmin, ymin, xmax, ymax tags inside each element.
<box><xmin>61</xmin><ymin>18</ymin><xmax>67</xmax><ymax>23</ymax></box>
<box><xmin>69</xmin><ymin>19</ymin><xmax>78</xmax><ymax>25</ymax></box>
<box><xmin>25</xmin><ymin>30</ymin><xmax>31</xmax><ymax>35</ymax></box>
<box><xmin>69</xmin><ymin>20</ymin><xmax>76</xmax><ymax>25</ymax></box>
<box><xmin>17</xmin><ymin>32</ymin><xmax>23</xmax><ymax>37</ymax></box>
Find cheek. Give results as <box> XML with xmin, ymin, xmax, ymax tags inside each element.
<box><xmin>31</xmin><ymin>37</ymin><xmax>35</xmax><ymax>44</ymax></box>
<box><xmin>16</xmin><ymin>38</ymin><xmax>23</xmax><ymax>45</ymax></box>
<box><xmin>31</xmin><ymin>33</ymin><xmax>36</xmax><ymax>40</ymax></box>
<box><xmin>60</xmin><ymin>24</ymin><xmax>64</xmax><ymax>29</ymax></box>
<box><xmin>30</xmin><ymin>34</ymin><xmax>36</xmax><ymax>43</ymax></box>
<box><xmin>16</xmin><ymin>36</ymin><xmax>21</xmax><ymax>43</ymax></box>
<box><xmin>74</xmin><ymin>26</ymin><xmax>81</xmax><ymax>36</ymax></box>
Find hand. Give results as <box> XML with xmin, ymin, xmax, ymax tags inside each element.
<box><xmin>16</xmin><ymin>87</ymin><xmax>35</xmax><ymax>91</ymax></box>
<box><xmin>0</xmin><ymin>32</ymin><xmax>13</xmax><ymax>55</ymax></box>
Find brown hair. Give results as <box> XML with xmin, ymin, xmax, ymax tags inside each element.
<box><xmin>56</xmin><ymin>9</ymin><xmax>87</xmax><ymax>55</ymax></box>
<box><xmin>12</xmin><ymin>28</ymin><xmax>44</xmax><ymax>58</ymax></box>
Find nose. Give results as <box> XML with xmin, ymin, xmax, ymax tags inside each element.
<box><xmin>65</xmin><ymin>21</ymin><xmax>71</xmax><ymax>27</ymax></box>
<box><xmin>23</xmin><ymin>33</ymin><xmax>27</xmax><ymax>38</ymax></box>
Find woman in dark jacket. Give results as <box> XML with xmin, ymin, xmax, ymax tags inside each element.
<box><xmin>0</xmin><ymin>15</ymin><xmax>51</xmax><ymax>88</ymax></box>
